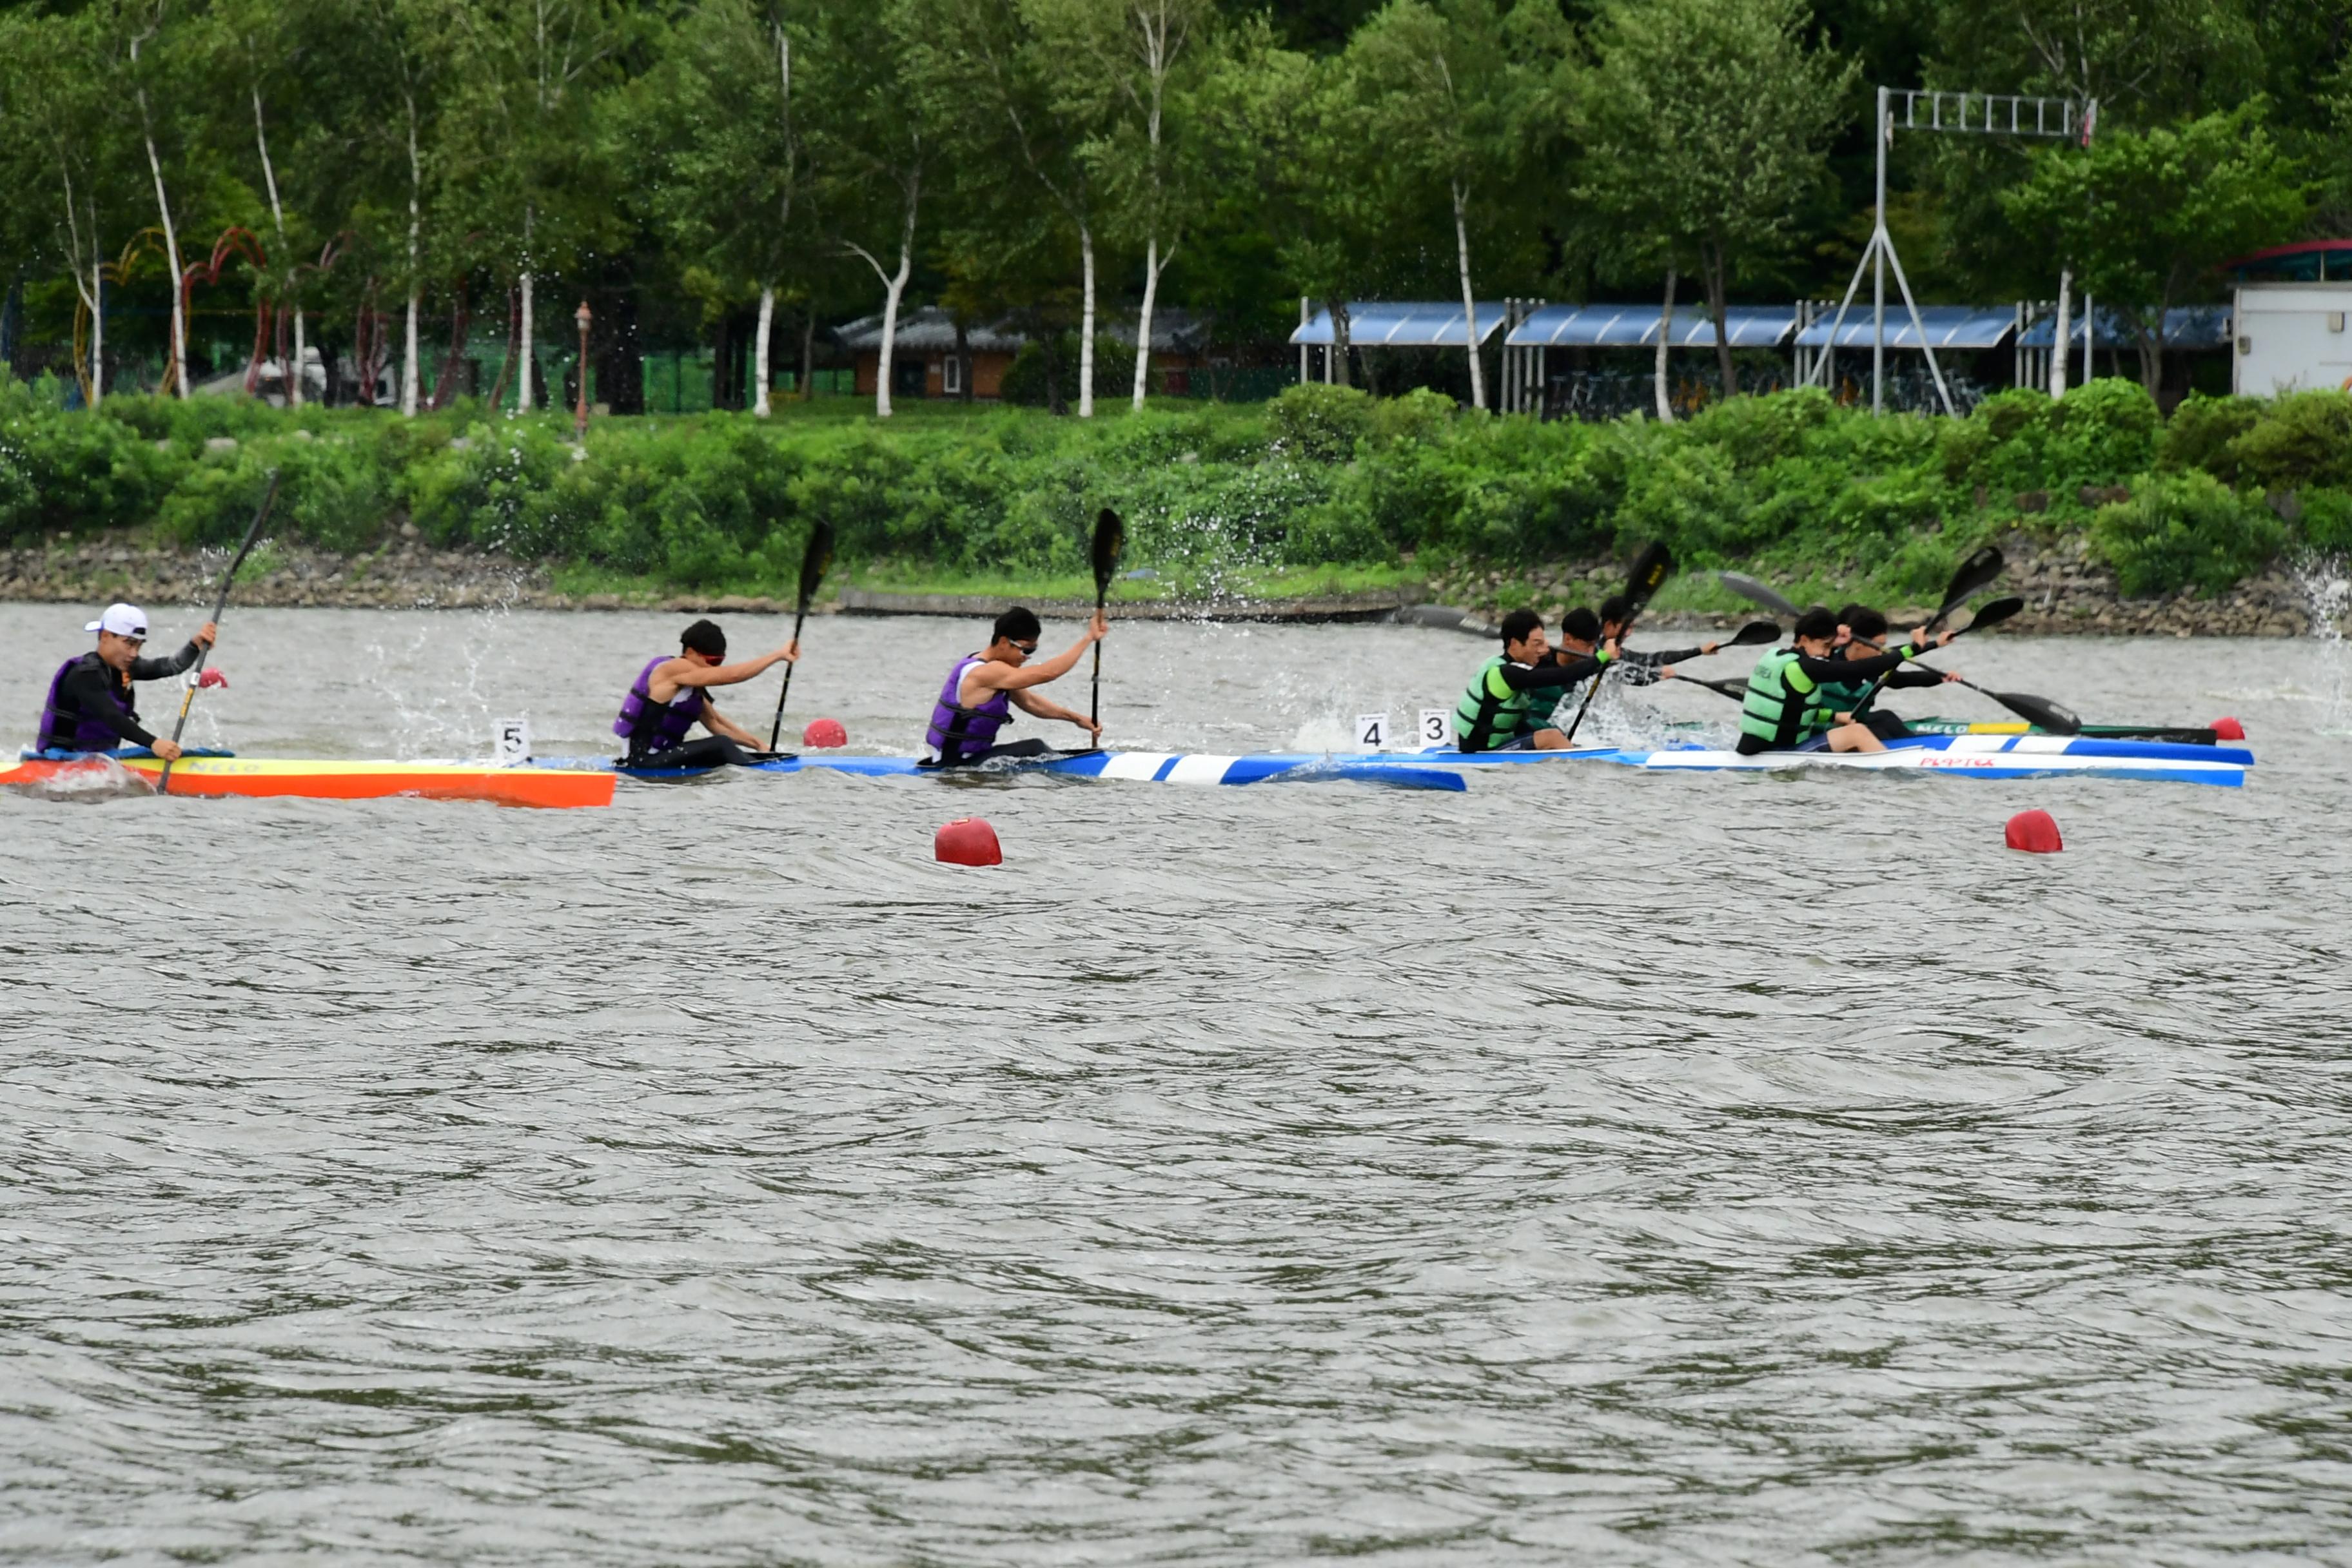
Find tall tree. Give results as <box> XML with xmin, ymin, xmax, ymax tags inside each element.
<box><xmin>455</xmin><ymin>0</ymin><xmax>625</xmax><ymax>414</ymax></box>
<box><xmin>1193</xmin><ymin>19</ymin><xmax>1382</xmax><ymax>385</ymax></box>
<box><xmin>906</xmin><ymin>0</ymin><xmax>1108</xmax><ymax>416</ymax></box>
<box><xmin>1345</xmin><ymin>0</ymin><xmax>1520</xmax><ymax>410</ymax></box>
<box><xmin>1</xmin><ymin>11</ymin><xmax>138</xmax><ymax>403</ymax></box>
<box><xmin>807</xmin><ymin>0</ymin><xmax>925</xmax><ymax>418</ymax></box>
<box><xmin>1033</xmin><ymin>0</ymin><xmax>1210</xmax><ymax>409</ymax></box>
<box><xmin>2002</xmin><ymin>100</ymin><xmax>2306</xmax><ymax>394</ymax></box>
<box><xmin>108</xmin><ymin>0</ymin><xmax>199</xmax><ymax>398</ymax></box>
<box><xmin>348</xmin><ymin>0</ymin><xmax>456</xmax><ymax>416</ymax></box>
<box><xmin>1574</xmin><ymin>0</ymin><xmax>1852</xmax><ymax>407</ymax></box>
<box><xmin>630</xmin><ymin>0</ymin><xmax>810</xmax><ymax>417</ymax></box>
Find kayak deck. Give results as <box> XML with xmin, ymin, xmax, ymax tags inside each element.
<box><xmin>1326</xmin><ymin>734</ymin><xmax>2253</xmax><ymax>787</ymax></box>
<box><xmin>576</xmin><ymin>750</ymin><xmax>1469</xmax><ymax>792</ymax></box>
<box><xmin>3</xmin><ymin>752</ymin><xmax>614</xmax><ymax>808</ymax></box>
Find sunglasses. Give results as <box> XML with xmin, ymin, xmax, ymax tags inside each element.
<box><xmin>1010</xmin><ymin>641</ymin><xmax>1038</xmax><ymax>655</ymax></box>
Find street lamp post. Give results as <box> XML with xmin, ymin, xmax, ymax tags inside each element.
<box><xmin>573</xmin><ymin>300</ymin><xmax>593</xmax><ymax>442</ymax></box>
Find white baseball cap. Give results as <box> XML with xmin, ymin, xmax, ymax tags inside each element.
<box><xmin>85</xmin><ymin>603</ymin><xmax>150</xmax><ymax>639</ymax></box>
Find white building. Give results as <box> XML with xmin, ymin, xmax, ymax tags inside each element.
<box><xmin>2228</xmin><ymin>241</ymin><xmax>2352</xmax><ymax>396</ymax></box>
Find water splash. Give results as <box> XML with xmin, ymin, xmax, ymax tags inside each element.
<box><xmin>2290</xmin><ymin>551</ymin><xmax>2349</xmax><ymax>735</ymax></box>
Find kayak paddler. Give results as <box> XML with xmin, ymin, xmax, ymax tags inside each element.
<box><xmin>1823</xmin><ymin>603</ymin><xmax>1960</xmax><ymax>744</ymax></box>
<box><xmin>613</xmin><ymin>618</ymin><xmax>798</xmax><ymax>769</ymax></box>
<box><xmin>1547</xmin><ymin>596</ymin><xmax>1731</xmax><ymax>700</ymax></box>
<box><xmin>1455</xmin><ymin>608</ymin><xmax>1616</xmax><ymax>752</ymax></box>
<box><xmin>922</xmin><ymin>605</ymin><xmax>1107</xmax><ymax>766</ymax></box>
<box><xmin>36</xmin><ymin>602</ymin><xmax>217</xmax><ymax>761</ymax></box>
<box><xmin>1738</xmin><ymin>605</ymin><xmax>1954</xmax><ymax>755</ymax></box>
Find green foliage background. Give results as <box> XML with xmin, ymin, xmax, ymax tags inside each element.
<box><xmin>3</xmin><ymin>370</ymin><xmax>2343</xmax><ymax>602</ymax></box>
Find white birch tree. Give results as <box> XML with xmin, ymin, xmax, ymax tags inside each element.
<box><xmin>907</xmin><ymin>0</ymin><xmax>1108</xmax><ymax>416</ymax></box>
<box><xmin>112</xmin><ymin>1</ymin><xmax>193</xmax><ymax>398</ymax></box>
<box><xmin>1346</xmin><ymin>0</ymin><xmax>1517</xmax><ymax>411</ymax></box>
<box><xmin>808</xmin><ymin>0</ymin><xmax>924</xmax><ymax>418</ymax></box>
<box><xmin>1032</xmin><ymin>0</ymin><xmax>1209</xmax><ymax>410</ymax></box>
<box><xmin>4</xmin><ymin>12</ymin><xmax>132</xmax><ymax>404</ymax></box>
<box><xmin>636</xmin><ymin>0</ymin><xmax>812</xmax><ymax>418</ymax></box>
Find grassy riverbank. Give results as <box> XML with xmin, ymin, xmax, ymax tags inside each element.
<box><xmin>6</xmin><ymin>369</ymin><xmax>2349</xmax><ymax>618</ymax></box>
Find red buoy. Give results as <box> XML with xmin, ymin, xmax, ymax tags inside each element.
<box><xmin>2004</xmin><ymin>809</ymin><xmax>2063</xmax><ymax>854</ymax></box>
<box><xmin>803</xmin><ymin>716</ymin><xmax>848</xmax><ymax>749</ymax></box>
<box><xmin>936</xmin><ymin>817</ymin><xmax>1002</xmax><ymax>867</ymax></box>
<box><xmin>2210</xmin><ymin>716</ymin><xmax>2246</xmax><ymax>741</ymax></box>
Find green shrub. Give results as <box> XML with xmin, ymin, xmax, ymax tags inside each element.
<box><xmin>2295</xmin><ymin>487</ymin><xmax>2352</xmax><ymax>554</ymax></box>
<box><xmin>2157</xmin><ymin>393</ymin><xmax>2263</xmax><ymax>480</ymax></box>
<box><xmin>2226</xmin><ymin>390</ymin><xmax>2352</xmax><ymax>490</ymax></box>
<box><xmin>2090</xmin><ymin>471</ymin><xmax>2285</xmax><ymax>596</ymax></box>
<box><xmin>1945</xmin><ymin>378</ymin><xmax>2158</xmax><ymax>498</ymax></box>
<box><xmin>1366</xmin><ymin>386</ymin><xmax>1458</xmax><ymax>446</ymax></box>
<box><xmin>1265</xmin><ymin>382</ymin><xmax>1373</xmax><ymax>460</ymax></box>
<box><xmin>153</xmin><ymin>436</ymin><xmax>391</xmax><ymax>551</ymax></box>
<box><xmin>0</xmin><ymin>380</ymin><xmax>181</xmax><ymax>540</ymax></box>
<box><xmin>2053</xmin><ymin>378</ymin><xmax>2161</xmax><ymax>482</ymax></box>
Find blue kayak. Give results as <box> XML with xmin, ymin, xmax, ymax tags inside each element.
<box><xmin>543</xmin><ymin>749</ymin><xmax>1470</xmax><ymax>792</ymax></box>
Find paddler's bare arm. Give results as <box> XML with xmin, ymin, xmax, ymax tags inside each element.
<box><xmin>966</xmin><ymin>611</ymin><xmax>1107</xmax><ymax>695</ymax></box>
<box><xmin>697</xmin><ymin>700</ymin><xmax>765</xmax><ymax>748</ymax></box>
<box><xmin>1011</xmin><ymin>687</ymin><xmax>1101</xmax><ymax>741</ymax></box>
<box><xmin>649</xmin><ymin>640</ymin><xmax>798</xmax><ymax>701</ymax></box>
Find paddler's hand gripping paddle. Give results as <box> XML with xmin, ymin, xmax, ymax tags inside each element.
<box><xmin>1559</xmin><ymin>540</ymin><xmax>1674</xmax><ymax>748</ymax></box>
<box><xmin>769</xmin><ymin>520</ymin><xmax>834</xmax><ymax>750</ymax></box>
<box><xmin>159</xmin><ymin>469</ymin><xmax>279</xmax><ymax>796</ymax></box>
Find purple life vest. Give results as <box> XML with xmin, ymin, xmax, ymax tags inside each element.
<box><xmin>37</xmin><ymin>653</ymin><xmax>138</xmax><ymax>753</ymax></box>
<box><xmin>612</xmin><ymin>656</ymin><xmax>707</xmax><ymax>752</ymax></box>
<box><xmin>924</xmin><ymin>654</ymin><xmax>1011</xmax><ymax>761</ymax></box>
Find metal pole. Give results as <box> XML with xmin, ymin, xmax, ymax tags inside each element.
<box><xmin>1298</xmin><ymin>297</ymin><xmax>1308</xmax><ymax>385</ymax></box>
<box><xmin>1872</xmin><ymin>85</ymin><xmax>1888</xmax><ymax>415</ymax></box>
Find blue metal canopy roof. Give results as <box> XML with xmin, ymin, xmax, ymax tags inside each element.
<box><xmin>2015</xmin><ymin>305</ymin><xmax>2230</xmax><ymax>350</ymax></box>
<box><xmin>1792</xmin><ymin>306</ymin><xmax>2017</xmax><ymax>351</ymax></box>
<box><xmin>1289</xmin><ymin>302</ymin><xmax>1507</xmax><ymax>348</ymax></box>
<box><xmin>1505</xmin><ymin>304</ymin><xmax>1798</xmax><ymax>349</ymax></box>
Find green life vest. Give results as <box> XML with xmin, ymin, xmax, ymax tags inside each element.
<box><xmin>1740</xmin><ymin>647</ymin><xmax>1836</xmax><ymax>749</ymax></box>
<box><xmin>1816</xmin><ymin>674</ymin><xmax>1872</xmax><ymax>721</ymax></box>
<box><xmin>1455</xmin><ymin>655</ymin><xmax>1539</xmax><ymax>751</ymax></box>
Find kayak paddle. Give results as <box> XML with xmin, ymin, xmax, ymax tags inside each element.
<box><xmin>1560</xmin><ymin>541</ymin><xmax>1674</xmax><ymax>747</ymax></box>
<box><xmin>1950</xmin><ymin>679</ymin><xmax>2081</xmax><ymax>734</ymax></box>
<box><xmin>1088</xmin><ymin>507</ymin><xmax>1123</xmax><ymax>748</ymax></box>
<box><xmin>767</xmin><ymin>519</ymin><xmax>834</xmax><ymax>750</ymax></box>
<box><xmin>1716</xmin><ymin>571</ymin><xmax>1802</xmax><ymax>619</ymax></box>
<box><xmin>1667</xmin><ymin>672</ymin><xmax>1747</xmax><ymax>701</ymax></box>
<box><xmin>1720</xmin><ymin>618</ymin><xmax>1782</xmax><ymax>649</ymax></box>
<box><xmin>1895</xmin><ymin>595</ymin><xmax>2079</xmax><ymax>734</ymax></box>
<box><xmin>1851</xmin><ymin>545</ymin><xmax>2005</xmax><ymax>718</ymax></box>
<box><xmin>159</xmin><ymin>470</ymin><xmax>280</xmax><ymax>796</ymax></box>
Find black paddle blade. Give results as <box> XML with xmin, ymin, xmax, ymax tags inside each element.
<box><xmin>1092</xmin><ymin>508</ymin><xmax>1125</xmax><ymax>600</ymax></box>
<box><xmin>1990</xmin><ymin>689</ymin><xmax>2081</xmax><ymax>735</ymax></box>
<box><xmin>1716</xmin><ymin>571</ymin><xmax>1803</xmax><ymax>619</ymax></box>
<box><xmin>1727</xmin><ymin>619</ymin><xmax>1780</xmax><ymax>646</ymax></box>
<box><xmin>1963</xmin><ymin>595</ymin><xmax>2025</xmax><ymax>634</ymax></box>
<box><xmin>797</xmin><ymin>521</ymin><xmax>835</xmax><ymax>608</ymax></box>
<box><xmin>1623</xmin><ymin>541</ymin><xmax>1676</xmax><ymax>614</ymax></box>
<box><xmin>1936</xmin><ymin>545</ymin><xmax>2005</xmax><ymax>619</ymax></box>
<box><xmin>1669</xmin><ymin>672</ymin><xmax>1747</xmax><ymax>701</ymax></box>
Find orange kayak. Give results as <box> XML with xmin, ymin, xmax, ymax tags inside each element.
<box><xmin>0</xmin><ymin>754</ymin><xmax>613</xmax><ymax>809</ymax></box>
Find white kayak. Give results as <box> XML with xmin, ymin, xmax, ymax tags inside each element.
<box><xmin>1332</xmin><ymin>732</ymin><xmax>2253</xmax><ymax>788</ymax></box>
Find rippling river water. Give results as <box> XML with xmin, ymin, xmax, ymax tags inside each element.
<box><xmin>3</xmin><ymin>601</ymin><xmax>2348</xmax><ymax>1565</ymax></box>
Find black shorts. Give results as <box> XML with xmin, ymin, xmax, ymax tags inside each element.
<box><xmin>921</xmin><ymin>736</ymin><xmax>1055</xmax><ymax>768</ymax></box>
<box><xmin>627</xmin><ymin>735</ymin><xmax>752</xmax><ymax>771</ymax></box>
